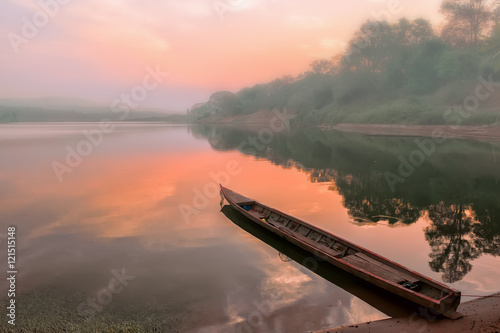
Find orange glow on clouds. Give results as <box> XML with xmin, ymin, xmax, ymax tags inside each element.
<box><xmin>1</xmin><ymin>0</ymin><xmax>444</xmax><ymax>108</ymax></box>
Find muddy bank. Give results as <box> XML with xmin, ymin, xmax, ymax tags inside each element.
<box><xmin>198</xmin><ymin>112</ymin><xmax>500</xmax><ymax>143</ymax></box>
<box><xmin>329</xmin><ymin>124</ymin><xmax>500</xmax><ymax>143</ymax></box>
<box><xmin>313</xmin><ymin>293</ymin><xmax>500</xmax><ymax>333</ymax></box>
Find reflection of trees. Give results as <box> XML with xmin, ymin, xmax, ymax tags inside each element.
<box><xmin>472</xmin><ymin>204</ymin><xmax>500</xmax><ymax>257</ymax></box>
<box><xmin>191</xmin><ymin>124</ymin><xmax>500</xmax><ymax>282</ymax></box>
<box><xmin>335</xmin><ymin>173</ymin><xmax>421</xmax><ymax>225</ymax></box>
<box><xmin>425</xmin><ymin>203</ymin><xmax>481</xmax><ymax>283</ymax></box>
<box><xmin>296</xmin><ymin>167</ymin><xmax>339</xmax><ymax>184</ymax></box>
<box><xmin>292</xmin><ymin>165</ymin><xmax>422</xmax><ymax>225</ymax></box>
<box><xmin>345</xmin><ymin>196</ymin><xmax>421</xmax><ymax>225</ymax></box>
<box><xmin>189</xmin><ymin>126</ymin><xmax>244</xmax><ymax>151</ymax></box>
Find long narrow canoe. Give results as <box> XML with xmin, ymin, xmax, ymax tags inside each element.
<box><xmin>220</xmin><ymin>185</ymin><xmax>462</xmax><ymax>318</ymax></box>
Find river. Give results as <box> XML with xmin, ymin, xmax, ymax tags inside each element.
<box><xmin>1</xmin><ymin>122</ymin><xmax>499</xmax><ymax>332</ymax></box>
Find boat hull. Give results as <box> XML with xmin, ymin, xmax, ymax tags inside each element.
<box><xmin>220</xmin><ymin>186</ymin><xmax>461</xmax><ymax>316</ymax></box>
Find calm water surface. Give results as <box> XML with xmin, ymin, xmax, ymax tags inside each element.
<box><xmin>1</xmin><ymin>123</ymin><xmax>499</xmax><ymax>332</ymax></box>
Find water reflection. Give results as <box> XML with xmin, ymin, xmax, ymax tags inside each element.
<box><xmin>1</xmin><ymin>122</ymin><xmax>499</xmax><ymax>332</ymax></box>
<box><xmin>192</xmin><ymin>125</ymin><xmax>500</xmax><ymax>283</ymax></box>
<box><xmin>425</xmin><ymin>204</ymin><xmax>479</xmax><ymax>283</ymax></box>
<box><xmin>221</xmin><ymin>205</ymin><xmax>419</xmax><ymax>318</ymax></box>
<box><xmin>0</xmin><ymin>123</ymin><xmax>389</xmax><ymax>332</ymax></box>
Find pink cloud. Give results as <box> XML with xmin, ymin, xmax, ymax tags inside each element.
<box><xmin>0</xmin><ymin>0</ymin><xmax>444</xmax><ymax>110</ymax></box>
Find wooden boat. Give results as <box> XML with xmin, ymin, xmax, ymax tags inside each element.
<box><xmin>220</xmin><ymin>185</ymin><xmax>462</xmax><ymax>318</ymax></box>
<box><xmin>221</xmin><ymin>205</ymin><xmax>422</xmax><ymax>318</ymax></box>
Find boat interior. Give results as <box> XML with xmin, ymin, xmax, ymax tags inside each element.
<box><xmin>238</xmin><ymin>202</ymin><xmax>449</xmax><ymax>301</ymax></box>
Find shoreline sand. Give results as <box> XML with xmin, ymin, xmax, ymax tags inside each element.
<box><xmin>313</xmin><ymin>293</ymin><xmax>500</xmax><ymax>333</ymax></box>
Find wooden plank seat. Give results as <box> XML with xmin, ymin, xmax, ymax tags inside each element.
<box><xmin>341</xmin><ymin>252</ymin><xmax>419</xmax><ymax>284</ymax></box>
<box><xmin>248</xmin><ymin>210</ymin><xmax>266</xmax><ymax>219</ymax></box>
<box><xmin>355</xmin><ymin>253</ymin><xmax>420</xmax><ymax>283</ymax></box>
<box><xmin>277</xmin><ymin>227</ymin><xmax>344</xmax><ymax>258</ymax></box>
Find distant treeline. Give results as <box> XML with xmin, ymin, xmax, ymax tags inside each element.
<box><xmin>0</xmin><ymin>106</ymin><xmax>190</xmax><ymax>123</ymax></box>
<box><xmin>192</xmin><ymin>0</ymin><xmax>500</xmax><ymax>125</ymax></box>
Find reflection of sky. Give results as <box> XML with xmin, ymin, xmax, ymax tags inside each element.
<box><xmin>1</xmin><ymin>123</ymin><xmax>499</xmax><ymax>331</ymax></box>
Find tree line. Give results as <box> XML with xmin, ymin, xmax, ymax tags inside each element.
<box><xmin>192</xmin><ymin>0</ymin><xmax>500</xmax><ymax>125</ymax></box>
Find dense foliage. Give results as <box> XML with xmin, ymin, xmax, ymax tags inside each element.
<box><xmin>192</xmin><ymin>0</ymin><xmax>500</xmax><ymax>125</ymax></box>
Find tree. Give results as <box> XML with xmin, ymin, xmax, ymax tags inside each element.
<box><xmin>406</xmin><ymin>39</ymin><xmax>447</xmax><ymax>93</ymax></box>
<box><xmin>437</xmin><ymin>48</ymin><xmax>480</xmax><ymax>81</ymax></box>
<box><xmin>440</xmin><ymin>0</ymin><xmax>497</xmax><ymax>47</ymax></box>
<box><xmin>309</xmin><ymin>59</ymin><xmax>336</xmax><ymax>75</ymax></box>
<box><xmin>480</xmin><ymin>23</ymin><xmax>500</xmax><ymax>73</ymax></box>
<box><xmin>425</xmin><ymin>203</ymin><xmax>481</xmax><ymax>283</ymax></box>
<box><xmin>341</xmin><ymin>18</ymin><xmax>437</xmax><ymax>92</ymax></box>
<box><xmin>392</xmin><ymin>18</ymin><xmax>434</xmax><ymax>46</ymax></box>
<box><xmin>342</xmin><ymin>21</ymin><xmax>394</xmax><ymax>72</ymax></box>
<box><xmin>410</xmin><ymin>18</ymin><xmax>436</xmax><ymax>44</ymax></box>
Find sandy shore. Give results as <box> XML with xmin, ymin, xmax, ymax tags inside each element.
<box><xmin>329</xmin><ymin>124</ymin><xmax>500</xmax><ymax>143</ymax></box>
<box><xmin>313</xmin><ymin>293</ymin><xmax>500</xmax><ymax>333</ymax></box>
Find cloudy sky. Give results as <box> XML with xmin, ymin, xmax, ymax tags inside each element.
<box><xmin>0</xmin><ymin>0</ymin><xmax>444</xmax><ymax>111</ymax></box>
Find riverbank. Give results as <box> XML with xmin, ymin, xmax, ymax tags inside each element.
<box><xmin>196</xmin><ymin>109</ymin><xmax>500</xmax><ymax>143</ymax></box>
<box><xmin>313</xmin><ymin>293</ymin><xmax>500</xmax><ymax>333</ymax></box>
<box><xmin>328</xmin><ymin>123</ymin><xmax>500</xmax><ymax>143</ymax></box>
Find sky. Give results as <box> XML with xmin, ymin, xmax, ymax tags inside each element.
<box><xmin>0</xmin><ymin>0</ymin><xmax>444</xmax><ymax>111</ymax></box>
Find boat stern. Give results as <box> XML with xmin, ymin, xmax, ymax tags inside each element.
<box><xmin>440</xmin><ymin>291</ymin><xmax>462</xmax><ymax>319</ymax></box>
